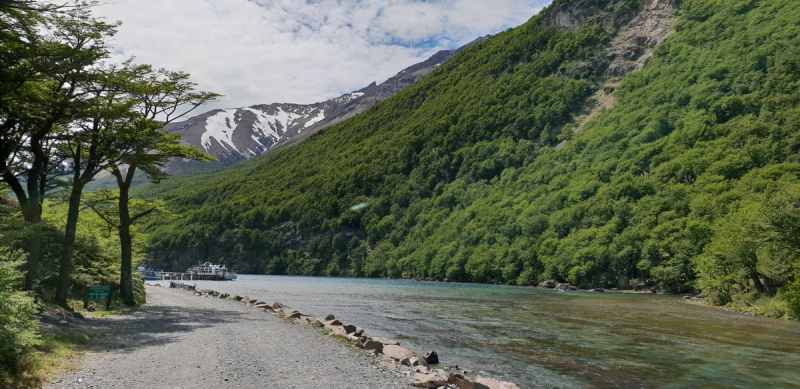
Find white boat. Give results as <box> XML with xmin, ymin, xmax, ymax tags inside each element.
<box><xmin>185</xmin><ymin>262</ymin><xmax>237</xmax><ymax>281</ymax></box>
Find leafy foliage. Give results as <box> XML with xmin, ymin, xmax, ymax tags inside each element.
<box><xmin>136</xmin><ymin>0</ymin><xmax>800</xmax><ymax>314</ymax></box>
<box><xmin>0</xmin><ymin>249</ymin><xmax>40</xmax><ymax>376</ymax></box>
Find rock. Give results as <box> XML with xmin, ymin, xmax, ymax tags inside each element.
<box><xmin>380</xmin><ymin>361</ymin><xmax>397</xmax><ymax>369</ymax></box>
<box><xmin>475</xmin><ymin>376</ymin><xmax>518</xmax><ymax>389</ymax></box>
<box><xmin>424</xmin><ymin>351</ymin><xmax>439</xmax><ymax>364</ymax></box>
<box><xmin>449</xmin><ymin>373</ymin><xmax>491</xmax><ymax>389</ymax></box>
<box><xmin>248</xmin><ymin>299</ymin><xmax>258</xmax><ymax>304</ymax></box>
<box><xmin>358</xmin><ymin>338</ymin><xmax>384</xmax><ymax>353</ymax></box>
<box><xmin>411</xmin><ymin>373</ymin><xmax>449</xmax><ymax>388</ymax></box>
<box><xmin>591</xmin><ymin>289</ymin><xmax>605</xmax><ymax>293</ymax></box>
<box><xmin>285</xmin><ymin>311</ymin><xmax>304</xmax><ymax>319</ymax></box>
<box><xmin>354</xmin><ymin>327</ymin><xmax>365</xmax><ymax>337</ymax></box>
<box><xmin>403</xmin><ymin>357</ymin><xmax>426</xmax><ymax>366</ymax></box>
<box><xmin>383</xmin><ymin>345</ymin><xmax>414</xmax><ymax>361</ymax></box>
<box><xmin>415</xmin><ymin>366</ymin><xmax>430</xmax><ymax>374</ymax></box>
<box><xmin>321</xmin><ymin>319</ymin><xmax>342</xmax><ymax>326</ymax></box>
<box><xmin>271</xmin><ymin>302</ymin><xmax>285</xmax><ymax>309</ymax></box>
<box><xmin>342</xmin><ymin>324</ymin><xmax>357</xmax><ymax>334</ymax></box>
<box><xmin>371</xmin><ymin>337</ymin><xmax>399</xmax><ymax>346</ymax></box>
<box><xmin>538</xmin><ymin>281</ymin><xmax>555</xmax><ymax>288</ymax></box>
<box><xmin>363</xmin><ymin>349</ymin><xmax>378</xmax><ymax>356</ymax></box>
<box><xmin>346</xmin><ymin>334</ymin><xmax>363</xmax><ymax>342</ymax></box>
<box><xmin>324</xmin><ymin>314</ymin><xmax>336</xmax><ymax>321</ymax></box>
<box><xmin>252</xmin><ymin>303</ymin><xmax>269</xmax><ymax>309</ymax></box>
<box><xmin>328</xmin><ymin>325</ymin><xmax>348</xmax><ymax>337</ymax></box>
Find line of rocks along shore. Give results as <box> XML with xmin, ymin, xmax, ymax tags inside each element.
<box><xmin>161</xmin><ymin>281</ymin><xmax>518</xmax><ymax>389</ymax></box>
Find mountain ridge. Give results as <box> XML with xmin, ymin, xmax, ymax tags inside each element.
<box><xmin>160</xmin><ymin>37</ymin><xmax>487</xmax><ymax>175</ymax></box>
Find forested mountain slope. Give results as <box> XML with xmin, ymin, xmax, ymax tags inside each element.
<box><xmin>135</xmin><ymin>0</ymin><xmax>800</xmax><ymax>312</ymax></box>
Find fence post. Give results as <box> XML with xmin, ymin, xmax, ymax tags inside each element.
<box><xmin>83</xmin><ymin>285</ymin><xmax>90</xmax><ymax>309</ymax></box>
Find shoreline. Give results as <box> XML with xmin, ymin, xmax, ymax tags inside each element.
<box><xmin>166</xmin><ymin>281</ymin><xmax>519</xmax><ymax>389</ymax></box>
<box><xmin>46</xmin><ymin>285</ymin><xmax>411</xmax><ymax>389</ymax></box>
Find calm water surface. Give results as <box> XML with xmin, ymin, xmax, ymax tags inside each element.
<box><xmin>154</xmin><ymin>276</ymin><xmax>800</xmax><ymax>388</ymax></box>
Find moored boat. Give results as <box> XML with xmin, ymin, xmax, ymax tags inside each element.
<box><xmin>138</xmin><ymin>267</ymin><xmax>161</xmax><ymax>281</ymax></box>
<box><xmin>186</xmin><ymin>262</ymin><xmax>237</xmax><ymax>281</ymax></box>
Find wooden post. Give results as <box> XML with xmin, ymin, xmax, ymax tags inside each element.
<box><xmin>83</xmin><ymin>285</ymin><xmax>90</xmax><ymax>309</ymax></box>
<box><xmin>106</xmin><ymin>285</ymin><xmax>115</xmax><ymax>309</ymax></box>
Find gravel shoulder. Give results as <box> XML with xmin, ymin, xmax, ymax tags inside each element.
<box><xmin>47</xmin><ymin>285</ymin><xmax>410</xmax><ymax>389</ymax></box>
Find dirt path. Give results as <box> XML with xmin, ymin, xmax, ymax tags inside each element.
<box><xmin>46</xmin><ymin>286</ymin><xmax>409</xmax><ymax>389</ymax></box>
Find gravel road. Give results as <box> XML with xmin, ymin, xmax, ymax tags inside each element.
<box><xmin>47</xmin><ymin>285</ymin><xmax>411</xmax><ymax>389</ymax></box>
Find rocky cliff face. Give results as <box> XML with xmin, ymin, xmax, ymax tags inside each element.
<box><xmin>162</xmin><ymin>37</ymin><xmax>486</xmax><ymax>174</ymax></box>
<box><xmin>545</xmin><ymin>0</ymin><xmax>680</xmax><ymax>149</ymax></box>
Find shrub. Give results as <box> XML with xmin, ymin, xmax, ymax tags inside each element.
<box><xmin>0</xmin><ymin>249</ymin><xmax>40</xmax><ymax>376</ymax></box>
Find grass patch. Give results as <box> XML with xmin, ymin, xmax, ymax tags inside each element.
<box><xmin>0</xmin><ymin>331</ymin><xmax>89</xmax><ymax>388</ymax></box>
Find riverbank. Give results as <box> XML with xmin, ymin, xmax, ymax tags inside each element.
<box><xmin>45</xmin><ymin>285</ymin><xmax>411</xmax><ymax>389</ymax></box>
<box><xmin>166</xmin><ymin>282</ymin><xmax>518</xmax><ymax>389</ymax></box>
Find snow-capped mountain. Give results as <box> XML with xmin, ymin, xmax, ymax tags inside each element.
<box><xmin>161</xmin><ymin>37</ymin><xmax>486</xmax><ymax>175</ymax></box>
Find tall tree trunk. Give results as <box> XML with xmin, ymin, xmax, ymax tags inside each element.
<box><xmin>118</xmin><ymin>181</ymin><xmax>135</xmax><ymax>305</ymax></box>
<box><xmin>751</xmin><ymin>273</ymin><xmax>765</xmax><ymax>294</ymax></box>
<box><xmin>55</xmin><ymin>182</ymin><xmax>85</xmax><ymax>307</ymax></box>
<box><xmin>25</xmin><ymin>235</ymin><xmax>41</xmax><ymax>290</ymax></box>
<box><xmin>3</xmin><ymin>155</ymin><xmax>44</xmax><ymax>291</ymax></box>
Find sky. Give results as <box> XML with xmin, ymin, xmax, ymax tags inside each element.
<box><xmin>94</xmin><ymin>0</ymin><xmax>552</xmax><ymax>112</ymax></box>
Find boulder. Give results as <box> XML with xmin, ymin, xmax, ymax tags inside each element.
<box><xmin>342</xmin><ymin>324</ymin><xmax>357</xmax><ymax>334</ymax></box>
<box><xmin>475</xmin><ymin>376</ymin><xmax>518</xmax><ymax>389</ymax></box>
<box><xmin>271</xmin><ymin>302</ymin><xmax>285</xmax><ymax>309</ymax></box>
<box><xmin>371</xmin><ymin>337</ymin><xmax>399</xmax><ymax>346</ymax></box>
<box><xmin>321</xmin><ymin>319</ymin><xmax>342</xmax><ymax>327</ymax></box>
<box><xmin>346</xmin><ymin>334</ymin><xmax>364</xmax><ymax>342</ymax></box>
<box><xmin>591</xmin><ymin>289</ymin><xmax>605</xmax><ymax>293</ymax></box>
<box><xmin>234</xmin><ymin>295</ymin><xmax>244</xmax><ymax>301</ymax></box>
<box><xmin>324</xmin><ymin>314</ymin><xmax>336</xmax><ymax>321</ymax></box>
<box><xmin>424</xmin><ymin>351</ymin><xmax>439</xmax><ymax>364</ymax></box>
<box><xmin>248</xmin><ymin>299</ymin><xmax>258</xmax><ymax>304</ymax></box>
<box><xmin>414</xmin><ymin>366</ymin><xmax>430</xmax><ymax>374</ymax></box>
<box><xmin>538</xmin><ymin>281</ymin><xmax>555</xmax><ymax>288</ymax></box>
<box><xmin>328</xmin><ymin>325</ymin><xmax>348</xmax><ymax>337</ymax></box>
<box><xmin>411</xmin><ymin>371</ymin><xmax>449</xmax><ymax>388</ymax></box>
<box><xmin>357</xmin><ymin>338</ymin><xmax>384</xmax><ymax>353</ymax></box>
<box><xmin>380</xmin><ymin>361</ymin><xmax>397</xmax><ymax>369</ymax></box>
<box><xmin>383</xmin><ymin>345</ymin><xmax>414</xmax><ymax>361</ymax></box>
<box><xmin>353</xmin><ymin>327</ymin><xmax>365</xmax><ymax>337</ymax></box>
<box><xmin>403</xmin><ymin>357</ymin><xmax>426</xmax><ymax>367</ymax></box>
<box><xmin>280</xmin><ymin>308</ymin><xmax>305</xmax><ymax>319</ymax></box>
<box><xmin>448</xmin><ymin>373</ymin><xmax>491</xmax><ymax>389</ymax></box>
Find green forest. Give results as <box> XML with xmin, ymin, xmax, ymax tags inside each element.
<box><xmin>0</xmin><ymin>1</ymin><xmax>216</xmax><ymax>382</ymax></box>
<box><xmin>133</xmin><ymin>0</ymin><xmax>800</xmax><ymax>318</ymax></box>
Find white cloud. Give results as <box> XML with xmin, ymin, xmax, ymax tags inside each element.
<box><xmin>95</xmin><ymin>0</ymin><xmax>551</xmax><ymax>112</ymax></box>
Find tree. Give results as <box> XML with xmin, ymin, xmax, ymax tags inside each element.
<box><xmin>108</xmin><ymin>65</ymin><xmax>217</xmax><ymax>305</ymax></box>
<box><xmin>1</xmin><ymin>0</ymin><xmax>111</xmax><ymax>291</ymax></box>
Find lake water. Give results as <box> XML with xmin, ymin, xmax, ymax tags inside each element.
<box><xmin>153</xmin><ymin>275</ymin><xmax>800</xmax><ymax>388</ymax></box>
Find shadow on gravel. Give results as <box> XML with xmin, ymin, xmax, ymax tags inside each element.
<box><xmin>75</xmin><ymin>298</ymin><xmax>258</xmax><ymax>354</ymax></box>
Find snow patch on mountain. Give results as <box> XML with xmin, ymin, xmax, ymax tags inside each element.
<box><xmin>203</xmin><ymin>109</ymin><xmax>240</xmax><ymax>152</ymax></box>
